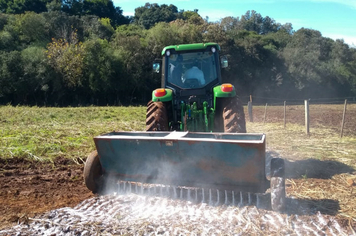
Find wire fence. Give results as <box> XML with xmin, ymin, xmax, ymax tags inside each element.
<box><xmin>240</xmin><ymin>96</ymin><xmax>356</xmax><ymax>106</ymax></box>
<box><xmin>242</xmin><ymin>96</ymin><xmax>356</xmax><ymax>137</ymax></box>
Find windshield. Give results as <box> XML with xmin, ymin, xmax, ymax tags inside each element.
<box><xmin>167</xmin><ymin>51</ymin><xmax>218</xmax><ymax>89</ymax></box>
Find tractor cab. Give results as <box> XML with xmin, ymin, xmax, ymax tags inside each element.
<box><xmin>154</xmin><ymin>43</ymin><xmax>228</xmax><ymax>91</ymax></box>
<box><xmin>151</xmin><ymin>43</ymin><xmax>236</xmax><ymax>132</ymax></box>
<box><xmin>166</xmin><ymin>49</ymin><xmax>218</xmax><ymax>89</ymax></box>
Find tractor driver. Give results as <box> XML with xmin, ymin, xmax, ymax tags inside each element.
<box><xmin>184</xmin><ymin>62</ymin><xmax>205</xmax><ymax>85</ymax></box>
<box><xmin>169</xmin><ymin>55</ymin><xmax>184</xmax><ymax>86</ymax></box>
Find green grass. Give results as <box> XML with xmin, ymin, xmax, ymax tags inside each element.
<box><xmin>1</xmin><ymin>105</ymin><xmax>355</xmax><ymax>169</ymax></box>
<box><xmin>0</xmin><ymin>105</ymin><xmax>146</xmax><ymax>162</ymax></box>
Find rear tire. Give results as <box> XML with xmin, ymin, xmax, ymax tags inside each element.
<box><xmin>215</xmin><ymin>96</ymin><xmax>246</xmax><ymax>133</ymax></box>
<box><xmin>146</xmin><ymin>100</ymin><xmax>169</xmax><ymax>131</ymax></box>
<box><xmin>84</xmin><ymin>151</ymin><xmax>103</xmax><ymax>193</ymax></box>
<box><xmin>270</xmin><ymin>158</ymin><xmax>286</xmax><ymax>212</ymax></box>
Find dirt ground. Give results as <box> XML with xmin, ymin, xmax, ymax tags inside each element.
<box><xmin>0</xmin><ymin>157</ymin><xmax>93</xmax><ymax>230</ymax></box>
<box><xmin>0</xmin><ymin>104</ymin><xmax>355</xmax><ymax>232</ymax></box>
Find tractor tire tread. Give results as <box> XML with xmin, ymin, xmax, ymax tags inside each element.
<box><xmin>146</xmin><ymin>101</ymin><xmax>169</xmax><ymax>131</ymax></box>
<box><xmin>216</xmin><ymin>96</ymin><xmax>246</xmax><ymax>133</ymax></box>
<box><xmin>146</xmin><ymin>101</ymin><xmax>158</xmax><ymax>118</ymax></box>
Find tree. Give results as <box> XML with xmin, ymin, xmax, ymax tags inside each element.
<box><xmin>203</xmin><ymin>23</ymin><xmax>229</xmax><ymax>48</ymax></box>
<box><xmin>0</xmin><ymin>51</ymin><xmax>23</xmax><ymax>104</ymax></box>
<box><xmin>61</xmin><ymin>0</ymin><xmax>83</xmax><ymax>15</ymax></box>
<box><xmin>20</xmin><ymin>46</ymin><xmax>50</xmax><ymax>104</ymax></box>
<box><xmin>281</xmin><ymin>28</ymin><xmax>356</xmax><ymax>98</ymax></box>
<box><xmin>115</xmin><ymin>24</ymin><xmax>146</xmax><ymax>37</ymax></box>
<box><xmin>220</xmin><ymin>16</ymin><xmax>239</xmax><ymax>32</ymax></box>
<box><xmin>83</xmin><ymin>0</ymin><xmax>128</xmax><ymax>26</ymax></box>
<box><xmin>239</xmin><ymin>10</ymin><xmax>263</xmax><ymax>33</ymax></box>
<box><xmin>282</xmin><ymin>28</ymin><xmax>330</xmax><ymax>94</ymax></box>
<box><xmin>0</xmin><ymin>14</ymin><xmax>21</xmax><ymax>51</ymax></box>
<box><xmin>61</xmin><ymin>0</ymin><xmax>129</xmax><ymax>26</ymax></box>
<box><xmin>1</xmin><ymin>0</ymin><xmax>50</xmax><ymax>14</ymax></box>
<box><xmin>231</xmin><ymin>10</ymin><xmax>283</xmax><ymax>35</ymax></box>
<box><xmin>134</xmin><ymin>3</ymin><xmax>178</xmax><ymax>29</ymax></box>
<box><xmin>261</xmin><ymin>16</ymin><xmax>277</xmax><ymax>35</ymax></box>
<box><xmin>46</xmin><ymin>0</ymin><xmax>62</xmax><ymax>12</ymax></box>
<box><xmin>173</xmin><ymin>19</ymin><xmax>204</xmax><ymax>44</ymax></box>
<box><xmin>0</xmin><ymin>13</ymin><xmax>8</xmax><ymax>29</ymax></box>
<box><xmin>16</xmin><ymin>12</ymin><xmax>49</xmax><ymax>46</ymax></box>
<box><xmin>46</xmin><ymin>31</ymin><xmax>85</xmax><ymax>88</ymax></box>
<box><xmin>111</xmin><ymin>28</ymin><xmax>153</xmax><ymax>103</ymax></box>
<box><xmin>146</xmin><ymin>22</ymin><xmax>181</xmax><ymax>56</ymax></box>
<box><xmin>279</xmin><ymin>23</ymin><xmax>293</xmax><ymax>35</ymax></box>
<box><xmin>81</xmin><ymin>15</ymin><xmax>115</xmax><ymax>40</ymax></box>
<box><xmin>328</xmin><ymin>39</ymin><xmax>356</xmax><ymax>94</ymax></box>
<box><xmin>347</xmin><ymin>49</ymin><xmax>356</xmax><ymax>92</ymax></box>
<box><xmin>84</xmin><ymin>39</ymin><xmax>117</xmax><ymax>90</ymax></box>
<box><xmin>0</xmin><ymin>1</ymin><xmax>7</xmax><ymax>13</ymax></box>
<box><xmin>1</xmin><ymin>6</ymin><xmax>356</xmax><ymax>105</ymax></box>
<box><xmin>263</xmin><ymin>29</ymin><xmax>293</xmax><ymax>51</ymax></box>
<box><xmin>180</xmin><ymin>10</ymin><xmax>200</xmax><ymax>21</ymax></box>
<box><xmin>43</xmin><ymin>11</ymin><xmax>83</xmax><ymax>43</ymax></box>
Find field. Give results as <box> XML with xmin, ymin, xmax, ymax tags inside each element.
<box><xmin>0</xmin><ymin>105</ymin><xmax>355</xmax><ymax>233</ymax></box>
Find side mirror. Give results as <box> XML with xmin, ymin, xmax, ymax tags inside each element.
<box><xmin>220</xmin><ymin>56</ymin><xmax>228</xmax><ymax>68</ymax></box>
<box><xmin>153</xmin><ymin>62</ymin><xmax>160</xmax><ymax>73</ymax></box>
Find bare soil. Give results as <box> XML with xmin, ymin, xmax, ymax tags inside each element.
<box><xmin>0</xmin><ymin>157</ymin><xmax>93</xmax><ymax>230</ymax></box>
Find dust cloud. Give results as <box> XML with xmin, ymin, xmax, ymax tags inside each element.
<box><xmin>0</xmin><ymin>192</ymin><xmax>349</xmax><ymax>235</ymax></box>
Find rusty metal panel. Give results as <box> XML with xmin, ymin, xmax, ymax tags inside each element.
<box><xmin>94</xmin><ymin>131</ymin><xmax>267</xmax><ymax>192</ymax></box>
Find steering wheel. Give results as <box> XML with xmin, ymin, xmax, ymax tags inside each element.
<box><xmin>184</xmin><ymin>78</ymin><xmax>200</xmax><ymax>88</ymax></box>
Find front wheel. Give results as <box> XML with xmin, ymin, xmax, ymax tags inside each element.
<box><xmin>270</xmin><ymin>158</ymin><xmax>286</xmax><ymax>212</ymax></box>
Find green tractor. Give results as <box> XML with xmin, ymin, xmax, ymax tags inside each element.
<box><xmin>147</xmin><ymin>43</ymin><xmax>246</xmax><ymax>133</ymax></box>
<box><xmin>83</xmin><ymin>42</ymin><xmax>286</xmax><ymax>212</ymax></box>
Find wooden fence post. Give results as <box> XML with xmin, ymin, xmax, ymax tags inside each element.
<box><xmin>284</xmin><ymin>101</ymin><xmax>286</xmax><ymax>128</ymax></box>
<box><xmin>248</xmin><ymin>95</ymin><xmax>253</xmax><ymax>122</ymax></box>
<box><xmin>263</xmin><ymin>103</ymin><xmax>267</xmax><ymax>124</ymax></box>
<box><xmin>340</xmin><ymin>99</ymin><xmax>348</xmax><ymax>138</ymax></box>
<box><xmin>248</xmin><ymin>102</ymin><xmax>253</xmax><ymax>122</ymax></box>
<box><xmin>305</xmin><ymin>100</ymin><xmax>310</xmax><ymax>135</ymax></box>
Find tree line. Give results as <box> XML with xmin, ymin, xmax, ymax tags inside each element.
<box><xmin>0</xmin><ymin>0</ymin><xmax>355</xmax><ymax>106</ymax></box>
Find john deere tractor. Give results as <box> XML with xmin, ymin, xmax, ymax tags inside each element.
<box><xmin>84</xmin><ymin>44</ymin><xmax>286</xmax><ymax>212</ymax></box>
<box><xmin>147</xmin><ymin>43</ymin><xmax>246</xmax><ymax>133</ymax></box>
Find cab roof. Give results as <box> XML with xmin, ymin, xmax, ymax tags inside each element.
<box><xmin>161</xmin><ymin>43</ymin><xmax>220</xmax><ymax>55</ymax></box>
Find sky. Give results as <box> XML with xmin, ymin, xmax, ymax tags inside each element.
<box><xmin>112</xmin><ymin>0</ymin><xmax>356</xmax><ymax>47</ymax></box>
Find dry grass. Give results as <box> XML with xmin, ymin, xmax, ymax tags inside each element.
<box><xmin>247</xmin><ymin>122</ymin><xmax>356</xmax><ymax>168</ymax></box>
<box><xmin>246</xmin><ymin>119</ymin><xmax>356</xmax><ymax>225</ymax></box>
